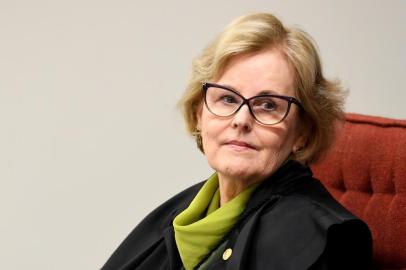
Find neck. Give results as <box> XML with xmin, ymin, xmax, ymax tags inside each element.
<box><xmin>218</xmin><ymin>174</ymin><xmax>259</xmax><ymax>206</ymax></box>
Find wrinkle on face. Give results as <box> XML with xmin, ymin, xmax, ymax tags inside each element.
<box><xmin>197</xmin><ymin>48</ymin><xmax>304</xmax><ymax>205</ymax></box>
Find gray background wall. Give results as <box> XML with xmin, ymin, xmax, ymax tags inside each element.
<box><xmin>0</xmin><ymin>0</ymin><xmax>405</xmax><ymax>269</ymax></box>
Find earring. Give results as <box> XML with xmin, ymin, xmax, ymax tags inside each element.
<box><xmin>292</xmin><ymin>146</ymin><xmax>303</xmax><ymax>154</ymax></box>
<box><xmin>194</xmin><ymin>128</ymin><xmax>204</xmax><ymax>152</ymax></box>
<box><xmin>196</xmin><ymin>133</ymin><xmax>203</xmax><ymax>151</ymax></box>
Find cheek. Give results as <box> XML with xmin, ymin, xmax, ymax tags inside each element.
<box><xmin>258</xmin><ymin>127</ymin><xmax>288</xmax><ymax>149</ymax></box>
<box><xmin>201</xmin><ymin>123</ymin><xmax>221</xmax><ymax>155</ymax></box>
<box><xmin>200</xmin><ymin>109</ymin><xmax>226</xmax><ymax>141</ymax></box>
<box><xmin>257</xmin><ymin>126</ymin><xmax>297</xmax><ymax>162</ymax></box>
<box><xmin>260</xmin><ymin>143</ymin><xmax>290</xmax><ymax>168</ymax></box>
<box><xmin>259</xmin><ymin>140</ymin><xmax>285</xmax><ymax>165</ymax></box>
<box><xmin>200</xmin><ymin>115</ymin><xmax>221</xmax><ymax>154</ymax></box>
<box><xmin>201</xmin><ymin>129</ymin><xmax>224</xmax><ymax>172</ymax></box>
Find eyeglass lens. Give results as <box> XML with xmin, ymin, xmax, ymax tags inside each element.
<box><xmin>205</xmin><ymin>86</ymin><xmax>290</xmax><ymax>125</ymax></box>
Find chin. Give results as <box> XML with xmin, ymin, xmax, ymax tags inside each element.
<box><xmin>206</xmin><ymin>150</ymin><xmax>283</xmax><ymax>182</ymax></box>
<box><xmin>214</xmin><ymin>160</ymin><xmax>269</xmax><ymax>182</ymax></box>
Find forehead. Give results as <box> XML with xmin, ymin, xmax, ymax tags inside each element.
<box><xmin>215</xmin><ymin>48</ymin><xmax>296</xmax><ymax>97</ymax></box>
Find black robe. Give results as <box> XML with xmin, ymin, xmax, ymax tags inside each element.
<box><xmin>101</xmin><ymin>161</ymin><xmax>372</xmax><ymax>270</ymax></box>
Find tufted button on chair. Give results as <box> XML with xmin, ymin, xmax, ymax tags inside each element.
<box><xmin>311</xmin><ymin>113</ymin><xmax>406</xmax><ymax>270</ymax></box>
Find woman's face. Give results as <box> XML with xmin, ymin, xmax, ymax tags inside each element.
<box><xmin>197</xmin><ymin>48</ymin><xmax>304</xmax><ymax>183</ymax></box>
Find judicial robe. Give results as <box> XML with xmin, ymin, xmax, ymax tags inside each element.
<box><xmin>102</xmin><ymin>160</ymin><xmax>372</xmax><ymax>270</ymax></box>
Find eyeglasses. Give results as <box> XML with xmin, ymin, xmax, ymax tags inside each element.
<box><xmin>202</xmin><ymin>82</ymin><xmax>303</xmax><ymax>125</ymax></box>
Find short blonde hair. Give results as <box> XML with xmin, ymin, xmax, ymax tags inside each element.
<box><xmin>178</xmin><ymin>13</ymin><xmax>346</xmax><ymax>164</ymax></box>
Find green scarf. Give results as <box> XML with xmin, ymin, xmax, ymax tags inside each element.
<box><xmin>173</xmin><ymin>173</ymin><xmax>258</xmax><ymax>270</ymax></box>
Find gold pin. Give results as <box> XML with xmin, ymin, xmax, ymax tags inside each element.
<box><xmin>222</xmin><ymin>248</ymin><xmax>232</xmax><ymax>260</ymax></box>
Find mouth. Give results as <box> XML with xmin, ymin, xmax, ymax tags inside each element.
<box><xmin>224</xmin><ymin>140</ymin><xmax>257</xmax><ymax>151</ymax></box>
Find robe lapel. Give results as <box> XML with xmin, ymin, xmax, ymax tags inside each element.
<box><xmin>163</xmin><ymin>225</ymin><xmax>183</xmax><ymax>270</ymax></box>
<box><xmin>226</xmin><ymin>196</ymin><xmax>280</xmax><ymax>270</ymax></box>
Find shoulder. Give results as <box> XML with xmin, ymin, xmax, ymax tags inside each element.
<box><xmin>259</xmin><ymin>176</ymin><xmax>362</xmax><ymax>228</ymax></box>
<box><xmin>102</xmin><ymin>180</ymin><xmax>205</xmax><ymax>269</ymax></box>
<box><xmin>142</xmin><ymin>180</ymin><xmax>205</xmax><ymax>228</ymax></box>
<box><xmin>252</xmin><ymin>178</ymin><xmax>372</xmax><ymax>269</ymax></box>
<box><xmin>124</xmin><ymin>179</ymin><xmax>204</xmax><ymax>239</ymax></box>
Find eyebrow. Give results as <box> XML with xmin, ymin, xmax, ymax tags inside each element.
<box><xmin>257</xmin><ymin>90</ymin><xmax>279</xmax><ymax>95</ymax></box>
<box><xmin>221</xmin><ymin>83</ymin><xmax>279</xmax><ymax>96</ymax></box>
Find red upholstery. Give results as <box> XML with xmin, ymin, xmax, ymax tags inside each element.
<box><xmin>311</xmin><ymin>113</ymin><xmax>406</xmax><ymax>270</ymax></box>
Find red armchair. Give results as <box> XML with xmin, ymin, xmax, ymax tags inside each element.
<box><xmin>311</xmin><ymin>113</ymin><xmax>406</xmax><ymax>270</ymax></box>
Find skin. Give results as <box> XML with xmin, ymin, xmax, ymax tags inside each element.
<box><xmin>197</xmin><ymin>48</ymin><xmax>305</xmax><ymax>206</ymax></box>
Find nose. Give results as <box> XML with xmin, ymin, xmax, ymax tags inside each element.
<box><xmin>231</xmin><ymin>104</ymin><xmax>253</xmax><ymax>132</ymax></box>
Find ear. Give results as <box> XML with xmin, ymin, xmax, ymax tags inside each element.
<box><xmin>292</xmin><ymin>140</ymin><xmax>305</xmax><ymax>153</ymax></box>
<box><xmin>292</xmin><ymin>130</ymin><xmax>307</xmax><ymax>153</ymax></box>
<box><xmin>291</xmin><ymin>114</ymin><xmax>309</xmax><ymax>152</ymax></box>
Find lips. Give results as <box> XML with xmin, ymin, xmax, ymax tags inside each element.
<box><xmin>225</xmin><ymin>140</ymin><xmax>257</xmax><ymax>150</ymax></box>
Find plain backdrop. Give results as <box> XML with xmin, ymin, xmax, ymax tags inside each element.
<box><xmin>0</xmin><ymin>0</ymin><xmax>405</xmax><ymax>269</ymax></box>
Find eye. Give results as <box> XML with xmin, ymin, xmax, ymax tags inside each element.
<box><xmin>219</xmin><ymin>95</ymin><xmax>239</xmax><ymax>104</ymax></box>
<box><xmin>253</xmin><ymin>98</ymin><xmax>277</xmax><ymax>112</ymax></box>
<box><xmin>261</xmin><ymin>101</ymin><xmax>276</xmax><ymax>111</ymax></box>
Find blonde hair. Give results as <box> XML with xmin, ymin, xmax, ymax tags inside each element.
<box><xmin>178</xmin><ymin>13</ymin><xmax>346</xmax><ymax>164</ymax></box>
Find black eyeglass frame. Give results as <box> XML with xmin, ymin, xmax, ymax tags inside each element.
<box><xmin>202</xmin><ymin>82</ymin><xmax>304</xmax><ymax>126</ymax></box>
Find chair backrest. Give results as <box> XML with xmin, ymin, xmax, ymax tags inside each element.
<box><xmin>310</xmin><ymin>113</ymin><xmax>406</xmax><ymax>270</ymax></box>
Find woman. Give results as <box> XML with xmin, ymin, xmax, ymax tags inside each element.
<box><xmin>102</xmin><ymin>13</ymin><xmax>372</xmax><ymax>270</ymax></box>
